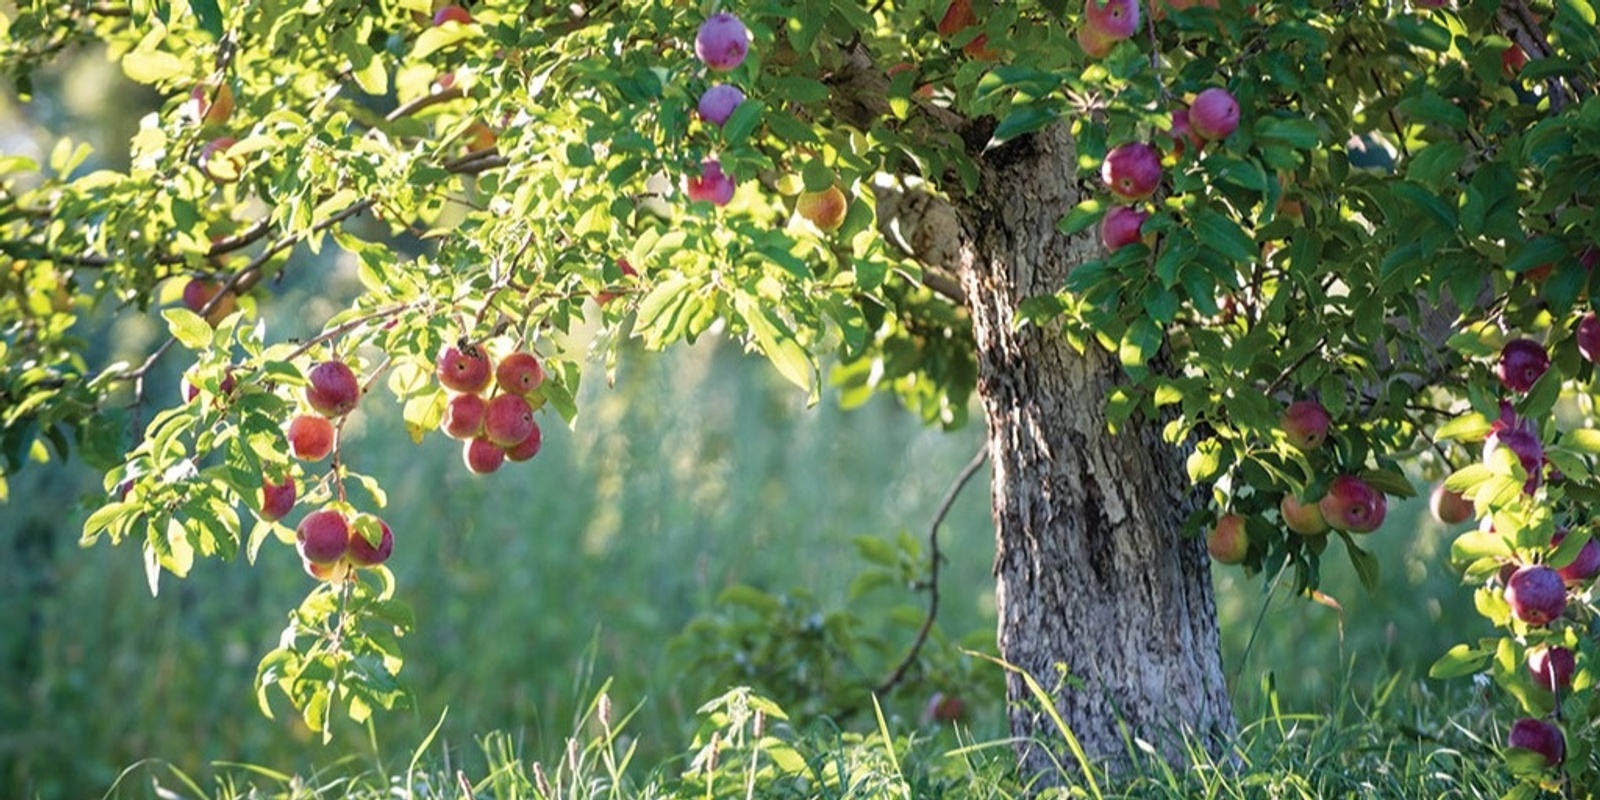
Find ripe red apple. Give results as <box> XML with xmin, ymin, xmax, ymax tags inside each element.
<box><xmin>1279</xmin><ymin>399</ymin><xmax>1331</xmax><ymax>451</ymax></box>
<box><xmin>1502</xmin><ymin>43</ymin><xmax>1528</xmax><ymax>77</ymax></box>
<box><xmin>1077</xmin><ymin>21</ymin><xmax>1116</xmax><ymax>58</ymax></box>
<box><xmin>1085</xmin><ymin>0</ymin><xmax>1140</xmax><ymax>40</ymax></box>
<box><xmin>182</xmin><ymin>368</ymin><xmax>236</xmax><ymax>404</ymax></box>
<box><xmin>182</xmin><ymin>278</ymin><xmax>236</xmax><ymax>325</ymax></box>
<box><xmin>347</xmin><ymin>516</ymin><xmax>394</xmax><ymax>568</ymax></box>
<box><xmin>1506</xmin><ymin>565</ymin><xmax>1567</xmax><ymax>626</ymax></box>
<box><xmin>685</xmin><ymin>159</ymin><xmax>736</xmax><ymax>206</ymax></box>
<box><xmin>1429</xmin><ymin>484</ymin><xmax>1474</xmax><ymax>525</ymax></box>
<box><xmin>199</xmin><ymin>136</ymin><xmax>240</xmax><ymax>183</ymax></box>
<box><xmin>695</xmin><ymin>12</ymin><xmax>749</xmax><ymax>72</ymax></box>
<box><xmin>1319</xmin><ymin>475</ymin><xmax>1387</xmax><ymax>533</ymax></box>
<box><xmin>464</xmin><ymin>436</ymin><xmax>506</xmax><ymax>474</ymax></box>
<box><xmin>260</xmin><ymin>475</ymin><xmax>297</xmax><ymax>522</ymax></box>
<box><xmin>1497</xmin><ymin>338</ymin><xmax>1549</xmax><ymax>392</ymax></box>
<box><xmin>1165</xmin><ymin>107</ymin><xmax>1202</xmax><ymax>158</ymax></box>
<box><xmin>1528</xmin><ymin>646</ymin><xmax>1576</xmax><ymax>691</ymax></box>
<box><xmin>1552</xmin><ymin>528</ymin><xmax>1600</xmax><ymax>585</ymax></box>
<box><xmin>436</xmin><ymin>345</ymin><xmax>493</xmax><ymax>394</ymax></box>
<box><xmin>797</xmin><ymin>186</ymin><xmax>849</xmax><ymax>232</ymax></box>
<box><xmin>432</xmin><ymin>5</ymin><xmax>471</xmax><ymax>25</ymax></box>
<box><xmin>1189</xmin><ymin>88</ymin><xmax>1240</xmax><ymax>141</ymax></box>
<box><xmin>1484</xmin><ymin>427</ymin><xmax>1543</xmax><ymax>486</ymax></box>
<box><xmin>187</xmin><ymin>82</ymin><xmax>235</xmax><ymax>127</ymax></box>
<box><xmin>296</xmin><ymin>508</ymin><xmax>350</xmax><ymax>565</ymax></box>
<box><xmin>286</xmin><ymin>414</ymin><xmax>336</xmax><ymax>462</ymax></box>
<box><xmin>496</xmin><ymin>352</ymin><xmax>545</xmax><ymax>396</ymax></box>
<box><xmin>1508</xmin><ymin>718</ymin><xmax>1565</xmax><ymax>768</ymax></box>
<box><xmin>1207</xmin><ymin>514</ymin><xmax>1249</xmax><ymax>564</ymax></box>
<box><xmin>1280</xmin><ymin>494</ymin><xmax>1329</xmax><ymax>536</ymax></box>
<box><xmin>937</xmin><ymin>0</ymin><xmax>977</xmax><ymax>37</ymax></box>
<box><xmin>1100</xmin><ymin>206</ymin><xmax>1149</xmax><ymax>252</ymax></box>
<box><xmin>305</xmin><ymin>360</ymin><xmax>360</xmax><ymax>418</ymax></box>
<box><xmin>441</xmin><ymin>392</ymin><xmax>488</xmax><ymax>439</ymax></box>
<box><xmin>504</xmin><ymin>420</ymin><xmax>544</xmax><ymax>462</ymax></box>
<box><xmin>1577</xmin><ymin>312</ymin><xmax>1600</xmax><ymax>364</ymax></box>
<box><xmin>484</xmin><ymin>394</ymin><xmax>535</xmax><ymax>447</ymax></box>
<box><xmin>1101</xmin><ymin>142</ymin><xmax>1163</xmax><ymax>202</ymax></box>
<box><xmin>697</xmin><ymin>84</ymin><xmax>745</xmax><ymax>126</ymax></box>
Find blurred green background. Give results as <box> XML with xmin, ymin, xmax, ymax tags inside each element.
<box><xmin>0</xmin><ymin>45</ymin><xmax>1496</xmax><ymax>800</ymax></box>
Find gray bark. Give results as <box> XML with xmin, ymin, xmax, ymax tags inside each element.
<box><xmin>953</xmin><ymin>124</ymin><xmax>1236</xmax><ymax>784</ymax></box>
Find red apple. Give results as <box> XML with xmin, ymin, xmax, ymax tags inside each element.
<box><xmin>305</xmin><ymin>360</ymin><xmax>360</xmax><ymax>418</ymax></box>
<box><xmin>504</xmin><ymin>420</ymin><xmax>544</xmax><ymax>462</ymax></box>
<box><xmin>436</xmin><ymin>345</ymin><xmax>493</xmax><ymax>394</ymax></box>
<box><xmin>198</xmin><ymin>136</ymin><xmax>241</xmax><ymax>183</ymax></box>
<box><xmin>1207</xmin><ymin>514</ymin><xmax>1249</xmax><ymax>564</ymax></box>
<box><xmin>296</xmin><ymin>508</ymin><xmax>350</xmax><ymax>565</ymax></box>
<box><xmin>495</xmin><ymin>352</ymin><xmax>545</xmax><ymax>396</ymax></box>
<box><xmin>1497</xmin><ymin>338</ymin><xmax>1549</xmax><ymax>393</ymax></box>
<box><xmin>1552</xmin><ymin>528</ymin><xmax>1600</xmax><ymax>585</ymax></box>
<box><xmin>187</xmin><ymin>82</ymin><xmax>234</xmax><ymax>127</ymax></box>
<box><xmin>1319</xmin><ymin>475</ymin><xmax>1387</xmax><ymax>533</ymax></box>
<box><xmin>484</xmin><ymin>394</ymin><xmax>535</xmax><ymax>447</ymax></box>
<box><xmin>1506</xmin><ymin>565</ymin><xmax>1567</xmax><ymax>626</ymax></box>
<box><xmin>1429</xmin><ymin>484</ymin><xmax>1474</xmax><ymax>525</ymax></box>
<box><xmin>1502</xmin><ymin>43</ymin><xmax>1528</xmax><ymax>77</ymax></box>
<box><xmin>1100</xmin><ymin>206</ymin><xmax>1149</xmax><ymax>252</ymax></box>
<box><xmin>1101</xmin><ymin>142</ymin><xmax>1163</xmax><ymax>202</ymax></box>
<box><xmin>937</xmin><ymin>0</ymin><xmax>977</xmax><ymax>37</ymax></box>
<box><xmin>464</xmin><ymin>436</ymin><xmax>506</xmax><ymax>474</ymax></box>
<box><xmin>1189</xmin><ymin>88</ymin><xmax>1240</xmax><ymax>141</ymax></box>
<box><xmin>697</xmin><ymin>84</ymin><xmax>745</xmax><ymax>126</ymax></box>
<box><xmin>182</xmin><ymin>278</ymin><xmax>236</xmax><ymax>325</ymax></box>
<box><xmin>923</xmin><ymin>691</ymin><xmax>965</xmax><ymax>723</ymax></box>
<box><xmin>1165</xmin><ymin>107</ymin><xmax>1202</xmax><ymax>158</ymax></box>
<box><xmin>1279</xmin><ymin>399</ymin><xmax>1331</xmax><ymax>451</ymax></box>
<box><xmin>261</xmin><ymin>475</ymin><xmax>297</xmax><ymax>522</ymax></box>
<box><xmin>1528</xmin><ymin>646</ymin><xmax>1576</xmax><ymax>691</ymax></box>
<box><xmin>1508</xmin><ymin>718</ymin><xmax>1565</xmax><ymax>768</ymax></box>
<box><xmin>695</xmin><ymin>12</ymin><xmax>750</xmax><ymax>72</ymax></box>
<box><xmin>286</xmin><ymin>414</ymin><xmax>336</xmax><ymax>462</ymax></box>
<box><xmin>1077</xmin><ymin>21</ymin><xmax>1117</xmax><ymax>58</ymax></box>
<box><xmin>441</xmin><ymin>392</ymin><xmax>488</xmax><ymax>440</ymax></box>
<box><xmin>1577</xmin><ymin>312</ymin><xmax>1600</xmax><ymax>364</ymax></box>
<box><xmin>1085</xmin><ymin>0</ymin><xmax>1140</xmax><ymax>40</ymax></box>
<box><xmin>1484</xmin><ymin>427</ymin><xmax>1543</xmax><ymax>488</ymax></box>
<box><xmin>347</xmin><ymin>516</ymin><xmax>394</xmax><ymax>568</ymax></box>
<box><xmin>1280</xmin><ymin>494</ymin><xmax>1329</xmax><ymax>536</ymax></box>
<box><xmin>432</xmin><ymin>5</ymin><xmax>471</xmax><ymax>25</ymax></box>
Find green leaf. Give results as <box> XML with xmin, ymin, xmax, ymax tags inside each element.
<box><xmin>1391</xmin><ymin>181</ymin><xmax>1455</xmax><ymax>230</ymax></box>
<box><xmin>1435</xmin><ymin>413</ymin><xmax>1492</xmax><ymax>443</ymax></box>
<box><xmin>1360</xmin><ymin>468</ymin><xmax>1415</xmax><ymax>499</ymax></box>
<box><xmin>989</xmin><ymin>105</ymin><xmax>1057</xmax><ymax>146</ymax></box>
<box><xmin>1506</xmin><ymin>236</ymin><xmax>1570</xmax><ymax>275</ymax></box>
<box><xmin>122</xmin><ymin>51</ymin><xmax>186</xmax><ymax>84</ymax></box>
<box><xmin>1427</xmin><ymin>643</ymin><xmax>1489</xmax><ymax>679</ymax></box>
<box><xmin>1057</xmin><ymin>199</ymin><xmax>1105</xmax><ymax>237</ymax></box>
<box><xmin>1342</xmin><ymin>536</ymin><xmax>1380</xmax><ymax>591</ymax></box>
<box><xmin>188</xmin><ymin>0</ymin><xmax>224</xmax><ymax>39</ymax></box>
<box><xmin>1189</xmin><ymin>208</ymin><xmax>1256</xmax><ymax>264</ymax></box>
<box><xmin>738</xmin><ymin>298</ymin><xmax>816</xmax><ymax>399</ymax></box>
<box><xmin>1560</xmin><ymin>428</ymin><xmax>1600</xmax><ymax>455</ymax></box>
<box><xmin>163</xmin><ymin>308</ymin><xmax>213</xmax><ymax>350</ymax></box>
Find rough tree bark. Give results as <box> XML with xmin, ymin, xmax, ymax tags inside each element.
<box><xmin>953</xmin><ymin>124</ymin><xmax>1236</xmax><ymax>784</ymax></box>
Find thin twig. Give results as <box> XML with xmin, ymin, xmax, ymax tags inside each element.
<box><xmin>875</xmin><ymin>444</ymin><xmax>989</xmax><ymax>695</ymax></box>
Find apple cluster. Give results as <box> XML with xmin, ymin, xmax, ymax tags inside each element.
<box><xmin>435</xmin><ymin>345</ymin><xmax>545</xmax><ymax>474</ymax></box>
<box><xmin>296</xmin><ymin>506</ymin><xmax>395</xmax><ymax>582</ymax></box>
<box><xmin>1097</xmin><ymin>87</ymin><xmax>1239</xmax><ymax>253</ymax></box>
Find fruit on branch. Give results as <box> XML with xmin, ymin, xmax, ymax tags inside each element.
<box><xmin>436</xmin><ymin>345</ymin><xmax>493</xmax><ymax>394</ymax></box>
<box><xmin>696</xmin><ymin>12</ymin><xmax>750</xmax><ymax>72</ymax></box>
<box><xmin>182</xmin><ymin>278</ymin><xmax>236</xmax><ymax>325</ymax></box>
<box><xmin>1496</xmin><ymin>338</ymin><xmax>1549</xmax><ymax>393</ymax></box>
<box><xmin>199</xmin><ymin>137</ymin><xmax>241</xmax><ymax>183</ymax></box>
<box><xmin>1502</xmin><ymin>43</ymin><xmax>1528</xmax><ymax>77</ymax></box>
<box><xmin>305</xmin><ymin>360</ymin><xmax>361</xmax><ymax>417</ymax></box>
<box><xmin>187</xmin><ymin>82</ymin><xmax>234</xmax><ymax>127</ymax></box>
<box><xmin>433</xmin><ymin>5</ymin><xmax>471</xmax><ymax>25</ymax></box>
<box><xmin>685</xmin><ymin>159</ymin><xmax>736</xmax><ymax>206</ymax></box>
<box><xmin>1483</xmin><ymin>427</ymin><xmax>1543</xmax><ymax>487</ymax></box>
<box><xmin>347</xmin><ymin>516</ymin><xmax>395</xmax><ymax>568</ymax></box>
<box><xmin>1552</xmin><ymin>528</ymin><xmax>1600</xmax><ymax>585</ymax></box>
<box><xmin>697</xmin><ymin>84</ymin><xmax>745</xmax><ymax>126</ymax></box>
<box><xmin>463</xmin><ymin>121</ymin><xmax>497</xmax><ymax>152</ymax></box>
<box><xmin>1189</xmin><ymin>88</ymin><xmax>1240</xmax><ymax>141</ymax></box>
<box><xmin>1085</xmin><ymin>0</ymin><xmax>1140</xmax><ymax>40</ymax></box>
<box><xmin>1318</xmin><ymin>475</ymin><xmax>1387</xmax><ymax>533</ymax></box>
<box><xmin>484</xmin><ymin>394</ymin><xmax>535</xmax><ymax>447</ymax></box>
<box><xmin>1577</xmin><ymin>312</ymin><xmax>1600</xmax><ymax>364</ymax></box>
<box><xmin>796</xmin><ymin>185</ymin><xmax>849</xmax><ymax>232</ymax></box>
<box><xmin>1101</xmin><ymin>142</ymin><xmax>1163</xmax><ymax>202</ymax></box>
<box><xmin>261</xmin><ymin>475</ymin><xmax>297</xmax><ymax>522</ymax></box>
<box><xmin>504</xmin><ymin>421</ymin><xmax>544</xmax><ymax>462</ymax></box>
<box><xmin>1429</xmin><ymin>484</ymin><xmax>1473</xmax><ymax>525</ymax></box>
<box><xmin>286</xmin><ymin>414</ymin><xmax>336</xmax><ymax>462</ymax></box>
<box><xmin>1280</xmin><ymin>494</ymin><xmax>1329</xmax><ymax>536</ymax></box>
<box><xmin>1100</xmin><ymin>206</ymin><xmax>1149</xmax><ymax>252</ymax></box>
<box><xmin>1505</xmin><ymin>565</ymin><xmax>1567</xmax><ymax>626</ymax></box>
<box><xmin>464</xmin><ymin>436</ymin><xmax>506</xmax><ymax>474</ymax></box>
<box><xmin>296</xmin><ymin>508</ymin><xmax>350</xmax><ymax>565</ymax></box>
<box><xmin>937</xmin><ymin>0</ymin><xmax>977</xmax><ymax>37</ymax></box>
<box><xmin>1507</xmin><ymin>718</ymin><xmax>1565</xmax><ymax>768</ymax></box>
<box><xmin>1164</xmin><ymin>107</ymin><xmax>1202</xmax><ymax>158</ymax></box>
<box><xmin>1076</xmin><ymin>21</ymin><xmax>1116</xmax><ymax>58</ymax></box>
<box><xmin>1528</xmin><ymin>646</ymin><xmax>1576</xmax><ymax>691</ymax></box>
<box><xmin>441</xmin><ymin>392</ymin><xmax>487</xmax><ymax>439</ymax></box>
<box><xmin>182</xmin><ymin>368</ymin><xmax>236</xmax><ymax>404</ymax></box>
<box><xmin>495</xmin><ymin>352</ymin><xmax>545</xmax><ymax>396</ymax></box>
<box><xmin>1279</xmin><ymin>399</ymin><xmax>1331</xmax><ymax>451</ymax></box>
<box><xmin>1207</xmin><ymin>514</ymin><xmax>1249</xmax><ymax>564</ymax></box>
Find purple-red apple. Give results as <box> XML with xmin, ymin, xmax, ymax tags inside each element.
<box><xmin>199</xmin><ymin>136</ymin><xmax>240</xmax><ymax>183</ymax></box>
<box><xmin>495</xmin><ymin>352</ymin><xmax>545</xmax><ymax>396</ymax></box>
<box><xmin>1528</xmin><ymin>646</ymin><xmax>1576</xmax><ymax>691</ymax></box>
<box><xmin>182</xmin><ymin>278</ymin><xmax>236</xmax><ymax>325</ymax></box>
<box><xmin>696</xmin><ymin>12</ymin><xmax>749</xmax><ymax>71</ymax></box>
<box><xmin>433</xmin><ymin>5</ymin><xmax>471</xmax><ymax>25</ymax></box>
<box><xmin>286</xmin><ymin>414</ymin><xmax>336</xmax><ymax>462</ymax></box>
<box><xmin>436</xmin><ymin>345</ymin><xmax>493</xmax><ymax>394</ymax></box>
<box><xmin>1497</xmin><ymin>338</ymin><xmax>1550</xmax><ymax>393</ymax></box>
<box><xmin>685</xmin><ymin>159</ymin><xmax>736</xmax><ymax>206</ymax></box>
<box><xmin>464</xmin><ymin>436</ymin><xmax>505</xmax><ymax>474</ymax></box>
<box><xmin>1101</xmin><ymin>206</ymin><xmax>1149</xmax><ymax>252</ymax></box>
<box><xmin>187</xmin><ymin>82</ymin><xmax>235</xmax><ymax>127</ymax></box>
<box><xmin>296</xmin><ymin>508</ymin><xmax>350</xmax><ymax>565</ymax></box>
<box><xmin>1280</xmin><ymin>494</ymin><xmax>1329</xmax><ymax>536</ymax></box>
<box><xmin>1319</xmin><ymin>475</ymin><xmax>1387</xmax><ymax>533</ymax></box>
<box><xmin>1101</xmin><ymin>142</ymin><xmax>1163</xmax><ymax>202</ymax></box>
<box><xmin>347</xmin><ymin>516</ymin><xmax>395</xmax><ymax>568</ymax></box>
<box><xmin>504</xmin><ymin>420</ymin><xmax>544</xmax><ymax>462</ymax></box>
<box><xmin>1506</xmin><ymin>564</ymin><xmax>1567</xmax><ymax>626</ymax></box>
<box><xmin>441</xmin><ymin>393</ymin><xmax>487</xmax><ymax>440</ymax></box>
<box><xmin>1508</xmin><ymin>718</ymin><xmax>1565</xmax><ymax>768</ymax></box>
<box><xmin>797</xmin><ymin>186</ymin><xmax>849</xmax><ymax>232</ymax></box>
<box><xmin>1280</xmin><ymin>399</ymin><xmax>1331</xmax><ymax>451</ymax></box>
<box><xmin>1577</xmin><ymin>312</ymin><xmax>1600</xmax><ymax>364</ymax></box>
<box><xmin>1429</xmin><ymin>484</ymin><xmax>1474</xmax><ymax>525</ymax></box>
<box><xmin>1085</xmin><ymin>0</ymin><xmax>1140</xmax><ymax>40</ymax></box>
<box><xmin>305</xmin><ymin>360</ymin><xmax>360</xmax><ymax>418</ymax></box>
<box><xmin>483</xmin><ymin>393</ymin><xmax>535</xmax><ymax>447</ymax></box>
<box><xmin>1484</xmin><ymin>427</ymin><xmax>1543</xmax><ymax>487</ymax></box>
<box><xmin>261</xmin><ymin>475</ymin><xmax>297</xmax><ymax>522</ymax></box>
<box><xmin>1552</xmin><ymin>528</ymin><xmax>1600</xmax><ymax>585</ymax></box>
<box><xmin>1190</xmin><ymin>88</ymin><xmax>1240</xmax><ymax>141</ymax></box>
<box><xmin>697</xmin><ymin>84</ymin><xmax>745</xmax><ymax>126</ymax></box>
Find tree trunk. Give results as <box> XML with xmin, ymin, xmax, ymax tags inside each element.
<box><xmin>954</xmin><ymin>125</ymin><xmax>1236</xmax><ymax>784</ymax></box>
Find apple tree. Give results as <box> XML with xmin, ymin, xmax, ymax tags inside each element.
<box><xmin>4</xmin><ymin>0</ymin><xmax>1600</xmax><ymax>791</ymax></box>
